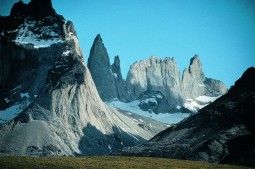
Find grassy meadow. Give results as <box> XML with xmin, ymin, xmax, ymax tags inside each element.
<box><xmin>0</xmin><ymin>156</ymin><xmax>252</xmax><ymax>169</ymax></box>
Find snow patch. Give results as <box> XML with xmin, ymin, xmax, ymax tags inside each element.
<box><xmin>69</xmin><ymin>32</ymin><xmax>73</xmax><ymax>36</ymax></box>
<box><xmin>4</xmin><ymin>98</ymin><xmax>11</xmax><ymax>103</ymax></box>
<box><xmin>176</xmin><ymin>105</ymin><xmax>181</xmax><ymax>110</ymax></box>
<box><xmin>21</xmin><ymin>93</ymin><xmax>30</xmax><ymax>98</ymax></box>
<box><xmin>156</xmin><ymin>94</ymin><xmax>163</xmax><ymax>99</ymax></box>
<box><xmin>113</xmin><ymin>73</ymin><xmax>118</xmax><ymax>78</ymax></box>
<box><xmin>108</xmin><ymin>144</ymin><xmax>112</xmax><ymax>152</ymax></box>
<box><xmin>62</xmin><ymin>50</ymin><xmax>71</xmax><ymax>56</ymax></box>
<box><xmin>14</xmin><ymin>20</ymin><xmax>64</xmax><ymax>48</ymax></box>
<box><xmin>0</xmin><ymin>101</ymin><xmax>32</xmax><ymax>124</ymax></box>
<box><xmin>184</xmin><ymin>95</ymin><xmax>220</xmax><ymax>112</ymax></box>
<box><xmin>198</xmin><ymin>83</ymin><xmax>205</xmax><ymax>87</ymax></box>
<box><xmin>184</xmin><ymin>99</ymin><xmax>203</xmax><ymax>112</ymax></box>
<box><xmin>141</xmin><ymin>98</ymin><xmax>157</xmax><ymax>104</ymax></box>
<box><xmin>195</xmin><ymin>95</ymin><xmax>220</xmax><ymax>103</ymax></box>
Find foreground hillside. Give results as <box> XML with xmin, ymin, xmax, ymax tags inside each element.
<box><xmin>0</xmin><ymin>156</ymin><xmax>251</xmax><ymax>169</ymax></box>
<box><xmin>117</xmin><ymin>67</ymin><xmax>255</xmax><ymax>167</ymax></box>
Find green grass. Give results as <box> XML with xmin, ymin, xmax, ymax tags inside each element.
<box><xmin>0</xmin><ymin>156</ymin><xmax>252</xmax><ymax>169</ymax></box>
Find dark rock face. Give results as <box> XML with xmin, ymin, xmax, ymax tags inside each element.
<box><xmin>137</xmin><ymin>91</ymin><xmax>175</xmax><ymax>114</ymax></box>
<box><xmin>0</xmin><ymin>0</ymin><xmax>156</xmax><ymax>156</ymax></box>
<box><xmin>10</xmin><ymin>0</ymin><xmax>56</xmax><ymax>19</ymax></box>
<box><xmin>88</xmin><ymin>36</ymin><xmax>130</xmax><ymax>102</ymax></box>
<box><xmin>87</xmin><ymin>34</ymin><xmax>117</xmax><ymax>101</ymax></box>
<box><xmin>111</xmin><ymin>56</ymin><xmax>130</xmax><ymax>102</ymax></box>
<box><xmin>117</xmin><ymin>67</ymin><xmax>255</xmax><ymax>167</ymax></box>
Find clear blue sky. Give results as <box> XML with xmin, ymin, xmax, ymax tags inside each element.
<box><xmin>1</xmin><ymin>0</ymin><xmax>255</xmax><ymax>88</ymax></box>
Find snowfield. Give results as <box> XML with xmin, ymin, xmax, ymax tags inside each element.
<box><xmin>108</xmin><ymin>95</ymin><xmax>221</xmax><ymax>124</ymax></box>
<box><xmin>107</xmin><ymin>99</ymin><xmax>190</xmax><ymax>124</ymax></box>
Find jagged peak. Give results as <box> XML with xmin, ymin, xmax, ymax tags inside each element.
<box><xmin>147</xmin><ymin>56</ymin><xmax>176</xmax><ymax>62</ymax></box>
<box><xmin>10</xmin><ymin>0</ymin><xmax>26</xmax><ymax>17</ymax></box>
<box><xmin>149</xmin><ymin>55</ymin><xmax>158</xmax><ymax>60</ymax></box>
<box><xmin>188</xmin><ymin>54</ymin><xmax>204</xmax><ymax>77</ymax></box>
<box><xmin>130</xmin><ymin>56</ymin><xmax>177</xmax><ymax>69</ymax></box>
<box><xmin>90</xmin><ymin>34</ymin><xmax>105</xmax><ymax>49</ymax></box>
<box><xmin>113</xmin><ymin>55</ymin><xmax>120</xmax><ymax>66</ymax></box>
<box><xmin>88</xmin><ymin>34</ymin><xmax>111</xmax><ymax>68</ymax></box>
<box><xmin>189</xmin><ymin>54</ymin><xmax>201</xmax><ymax>66</ymax></box>
<box><xmin>95</xmin><ymin>34</ymin><xmax>102</xmax><ymax>42</ymax></box>
<box><xmin>10</xmin><ymin>0</ymin><xmax>56</xmax><ymax>19</ymax></box>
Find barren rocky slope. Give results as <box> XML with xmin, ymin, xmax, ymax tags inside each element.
<box><xmin>0</xmin><ymin>0</ymin><xmax>163</xmax><ymax>156</ymax></box>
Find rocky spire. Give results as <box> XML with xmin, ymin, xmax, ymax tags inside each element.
<box><xmin>111</xmin><ymin>55</ymin><xmax>130</xmax><ymax>102</ymax></box>
<box><xmin>188</xmin><ymin>55</ymin><xmax>205</xmax><ymax>82</ymax></box>
<box><xmin>182</xmin><ymin>55</ymin><xmax>227</xmax><ymax>99</ymax></box>
<box><xmin>88</xmin><ymin>34</ymin><xmax>117</xmax><ymax>101</ymax></box>
<box><xmin>111</xmin><ymin>55</ymin><xmax>122</xmax><ymax>79</ymax></box>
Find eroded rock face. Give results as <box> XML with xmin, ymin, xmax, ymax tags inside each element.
<box><xmin>182</xmin><ymin>55</ymin><xmax>227</xmax><ymax>99</ymax></box>
<box><xmin>126</xmin><ymin>56</ymin><xmax>184</xmax><ymax>109</ymax></box>
<box><xmin>117</xmin><ymin>67</ymin><xmax>255</xmax><ymax>167</ymax></box>
<box><xmin>137</xmin><ymin>91</ymin><xmax>174</xmax><ymax>114</ymax></box>
<box><xmin>182</xmin><ymin>55</ymin><xmax>205</xmax><ymax>98</ymax></box>
<box><xmin>123</xmin><ymin>55</ymin><xmax>228</xmax><ymax>112</ymax></box>
<box><xmin>0</xmin><ymin>0</ymin><xmax>158</xmax><ymax>156</ymax></box>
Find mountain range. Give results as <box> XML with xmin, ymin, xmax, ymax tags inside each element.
<box><xmin>88</xmin><ymin>35</ymin><xmax>227</xmax><ymax>113</ymax></box>
<box><xmin>0</xmin><ymin>0</ymin><xmax>254</xmax><ymax>167</ymax></box>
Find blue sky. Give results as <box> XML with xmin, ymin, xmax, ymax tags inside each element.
<box><xmin>1</xmin><ymin>0</ymin><xmax>255</xmax><ymax>88</ymax></box>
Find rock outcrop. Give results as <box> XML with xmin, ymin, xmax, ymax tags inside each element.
<box><xmin>86</xmin><ymin>37</ymin><xmax>227</xmax><ymax>113</ymax></box>
<box><xmin>137</xmin><ymin>91</ymin><xmax>174</xmax><ymax>114</ymax></box>
<box><xmin>182</xmin><ymin>55</ymin><xmax>227</xmax><ymax>98</ymax></box>
<box><xmin>117</xmin><ymin>67</ymin><xmax>255</xmax><ymax>167</ymax></box>
<box><xmin>0</xmin><ymin>0</ymin><xmax>160</xmax><ymax>156</ymax></box>
<box><xmin>88</xmin><ymin>35</ymin><xmax>129</xmax><ymax>102</ymax></box>
<box><xmin>111</xmin><ymin>56</ymin><xmax>130</xmax><ymax>102</ymax></box>
<box><xmin>125</xmin><ymin>55</ymin><xmax>227</xmax><ymax>112</ymax></box>
<box><xmin>126</xmin><ymin>56</ymin><xmax>184</xmax><ymax>109</ymax></box>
